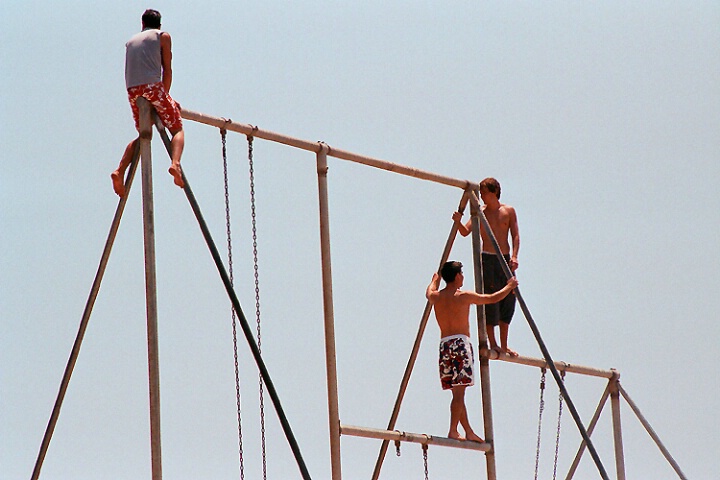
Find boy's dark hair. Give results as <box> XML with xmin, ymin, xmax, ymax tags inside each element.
<box><xmin>479</xmin><ymin>177</ymin><xmax>501</xmax><ymax>200</ymax></box>
<box><xmin>142</xmin><ymin>9</ymin><xmax>162</xmax><ymax>29</ymax></box>
<box><xmin>440</xmin><ymin>261</ymin><xmax>463</xmax><ymax>284</ymax></box>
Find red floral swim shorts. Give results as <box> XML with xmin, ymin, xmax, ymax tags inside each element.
<box><xmin>127</xmin><ymin>82</ymin><xmax>183</xmax><ymax>132</ymax></box>
<box><xmin>439</xmin><ymin>334</ymin><xmax>475</xmax><ymax>390</ymax></box>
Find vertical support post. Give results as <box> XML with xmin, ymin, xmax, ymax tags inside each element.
<box><xmin>469</xmin><ymin>190</ymin><xmax>497</xmax><ymax>480</ymax></box>
<box><xmin>137</xmin><ymin>97</ymin><xmax>162</xmax><ymax>480</ymax></box>
<box><xmin>316</xmin><ymin>144</ymin><xmax>342</xmax><ymax>480</ymax></box>
<box><xmin>609</xmin><ymin>374</ymin><xmax>626</xmax><ymax>480</ymax></box>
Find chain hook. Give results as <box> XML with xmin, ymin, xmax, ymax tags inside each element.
<box><xmin>422</xmin><ymin>443</ymin><xmax>429</xmax><ymax>480</ymax></box>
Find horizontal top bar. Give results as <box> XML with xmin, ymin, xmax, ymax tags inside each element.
<box><xmin>181</xmin><ymin>109</ymin><xmax>474</xmax><ymax>190</ymax></box>
<box><xmin>340</xmin><ymin>424</ymin><xmax>490</xmax><ymax>452</ymax></box>
<box><xmin>481</xmin><ymin>347</ymin><xmax>618</xmax><ymax>379</ymax></box>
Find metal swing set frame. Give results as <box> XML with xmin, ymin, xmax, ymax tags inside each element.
<box><xmin>33</xmin><ymin>98</ymin><xmax>688</xmax><ymax>480</ymax></box>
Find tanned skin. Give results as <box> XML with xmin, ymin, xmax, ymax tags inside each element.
<box><xmin>427</xmin><ymin>268</ymin><xmax>517</xmax><ymax>441</ymax></box>
<box><xmin>452</xmin><ymin>183</ymin><xmax>520</xmax><ymax>356</ymax></box>
<box><xmin>112</xmin><ymin>20</ymin><xmax>185</xmax><ymax>197</ymax></box>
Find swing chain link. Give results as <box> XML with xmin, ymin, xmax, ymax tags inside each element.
<box><xmin>395</xmin><ymin>440</ymin><xmax>401</xmax><ymax>457</ymax></box>
<box><xmin>222</xmin><ymin>127</ymin><xmax>245</xmax><ymax>480</ymax></box>
<box><xmin>534</xmin><ymin>367</ymin><xmax>547</xmax><ymax>480</ymax></box>
<box><xmin>247</xmin><ymin>134</ymin><xmax>268</xmax><ymax>480</ymax></box>
<box><xmin>422</xmin><ymin>443</ymin><xmax>429</xmax><ymax>480</ymax></box>
<box><xmin>553</xmin><ymin>371</ymin><xmax>566</xmax><ymax>480</ymax></box>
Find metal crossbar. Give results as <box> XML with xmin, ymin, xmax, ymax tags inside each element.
<box><xmin>482</xmin><ymin>349</ymin><xmax>617</xmax><ymax>379</ymax></box>
<box><xmin>181</xmin><ymin>109</ymin><xmax>474</xmax><ymax>190</ymax></box>
<box><xmin>341</xmin><ymin>425</ymin><xmax>490</xmax><ymax>452</ymax></box>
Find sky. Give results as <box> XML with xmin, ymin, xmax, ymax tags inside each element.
<box><xmin>2</xmin><ymin>1</ymin><xmax>719</xmax><ymax>479</ymax></box>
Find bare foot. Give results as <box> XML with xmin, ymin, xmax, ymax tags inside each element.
<box><xmin>168</xmin><ymin>164</ymin><xmax>185</xmax><ymax>188</ymax></box>
<box><xmin>448</xmin><ymin>431</ymin><xmax>465</xmax><ymax>441</ymax></box>
<box><xmin>466</xmin><ymin>431</ymin><xmax>484</xmax><ymax>443</ymax></box>
<box><xmin>111</xmin><ymin>170</ymin><xmax>125</xmax><ymax>197</ymax></box>
<box><xmin>503</xmin><ymin>346</ymin><xmax>519</xmax><ymax>357</ymax></box>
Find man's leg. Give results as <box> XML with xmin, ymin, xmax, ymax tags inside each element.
<box><xmin>142</xmin><ymin>83</ymin><xmax>185</xmax><ymax>189</ymax></box>
<box><xmin>448</xmin><ymin>386</ymin><xmax>465</xmax><ymax>440</ymax></box>
<box><xmin>499</xmin><ymin>321</ymin><xmax>518</xmax><ymax>357</ymax></box>
<box><xmin>112</xmin><ymin>138</ymin><xmax>139</xmax><ymax>197</ymax></box>
<box><xmin>486</xmin><ymin>323</ymin><xmax>499</xmax><ymax>352</ymax></box>
<box><xmin>167</xmin><ymin>127</ymin><xmax>185</xmax><ymax>188</ymax></box>
<box><xmin>449</xmin><ymin>386</ymin><xmax>484</xmax><ymax>442</ymax></box>
<box><xmin>457</xmin><ymin>390</ymin><xmax>484</xmax><ymax>442</ymax></box>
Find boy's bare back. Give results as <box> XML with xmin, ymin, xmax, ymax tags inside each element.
<box><xmin>433</xmin><ymin>287</ymin><xmax>474</xmax><ymax>338</ymax></box>
<box><xmin>426</xmin><ymin>271</ymin><xmax>518</xmax><ymax>339</ymax></box>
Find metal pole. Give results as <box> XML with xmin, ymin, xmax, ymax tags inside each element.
<box><xmin>341</xmin><ymin>425</ymin><xmax>490</xmax><ymax>452</ymax></box>
<box><xmin>180</xmin><ymin>109</ymin><xmax>472</xmax><ymax>190</ymax></box>
<box><xmin>618</xmin><ymin>384</ymin><xmax>688</xmax><ymax>480</ymax></box>
<box><xmin>152</xmin><ymin>122</ymin><xmax>312</xmax><ymax>480</ymax></box>
<box><xmin>31</xmin><ymin>145</ymin><xmax>141</xmax><ymax>480</ymax></box>
<box><xmin>610</xmin><ymin>375</ymin><xmax>626</xmax><ymax>480</ymax></box>
<box><xmin>469</xmin><ymin>192</ymin><xmax>497</xmax><ymax>480</ymax></box>
<box><xmin>469</xmin><ymin>191</ymin><xmax>610</xmax><ymax>480</ymax></box>
<box><xmin>316</xmin><ymin>145</ymin><xmax>342</xmax><ymax>480</ymax></box>
<box><xmin>564</xmin><ymin>383</ymin><xmax>611</xmax><ymax>480</ymax></box>
<box><xmin>483</xmin><ymin>351</ymin><xmax>617</xmax><ymax>379</ymax></box>
<box><xmin>137</xmin><ymin>97</ymin><xmax>162</xmax><ymax>480</ymax></box>
<box><xmin>371</xmin><ymin>192</ymin><xmax>470</xmax><ymax>480</ymax></box>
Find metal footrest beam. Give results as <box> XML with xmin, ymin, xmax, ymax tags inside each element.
<box><xmin>480</xmin><ymin>348</ymin><xmax>617</xmax><ymax>379</ymax></box>
<box><xmin>340</xmin><ymin>424</ymin><xmax>491</xmax><ymax>452</ymax></box>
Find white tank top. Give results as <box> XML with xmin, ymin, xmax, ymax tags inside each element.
<box><xmin>125</xmin><ymin>29</ymin><xmax>162</xmax><ymax>89</ymax></box>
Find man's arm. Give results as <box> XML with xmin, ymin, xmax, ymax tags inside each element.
<box><xmin>464</xmin><ymin>277</ymin><xmax>518</xmax><ymax>305</ymax></box>
<box><xmin>508</xmin><ymin>206</ymin><xmax>520</xmax><ymax>270</ymax></box>
<box><xmin>451</xmin><ymin>211</ymin><xmax>472</xmax><ymax>237</ymax></box>
<box><xmin>426</xmin><ymin>272</ymin><xmax>441</xmax><ymax>304</ymax></box>
<box><xmin>160</xmin><ymin>32</ymin><xmax>173</xmax><ymax>92</ymax></box>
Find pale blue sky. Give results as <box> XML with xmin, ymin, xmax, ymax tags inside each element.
<box><xmin>2</xmin><ymin>1</ymin><xmax>718</xmax><ymax>479</ymax></box>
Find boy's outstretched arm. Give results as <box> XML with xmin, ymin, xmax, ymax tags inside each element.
<box><xmin>466</xmin><ymin>277</ymin><xmax>518</xmax><ymax>305</ymax></box>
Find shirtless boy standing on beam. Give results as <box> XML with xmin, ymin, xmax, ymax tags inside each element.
<box><xmin>426</xmin><ymin>261</ymin><xmax>518</xmax><ymax>442</ymax></box>
<box><xmin>452</xmin><ymin>177</ymin><xmax>520</xmax><ymax>356</ymax></box>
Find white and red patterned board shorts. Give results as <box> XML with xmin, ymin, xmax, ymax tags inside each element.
<box><xmin>127</xmin><ymin>82</ymin><xmax>183</xmax><ymax>132</ymax></box>
<box><xmin>439</xmin><ymin>334</ymin><xmax>475</xmax><ymax>390</ymax></box>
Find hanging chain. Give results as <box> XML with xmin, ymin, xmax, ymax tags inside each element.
<box><xmin>534</xmin><ymin>368</ymin><xmax>546</xmax><ymax>480</ymax></box>
<box><xmin>247</xmin><ymin>134</ymin><xmax>267</xmax><ymax>480</ymax></box>
<box><xmin>222</xmin><ymin>127</ymin><xmax>245</xmax><ymax>480</ymax></box>
<box><xmin>553</xmin><ymin>371</ymin><xmax>566</xmax><ymax>480</ymax></box>
<box><xmin>422</xmin><ymin>444</ymin><xmax>429</xmax><ymax>480</ymax></box>
<box><xmin>395</xmin><ymin>440</ymin><xmax>401</xmax><ymax>457</ymax></box>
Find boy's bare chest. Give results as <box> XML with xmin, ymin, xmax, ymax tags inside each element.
<box><xmin>482</xmin><ymin>208</ymin><xmax>510</xmax><ymax>232</ymax></box>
